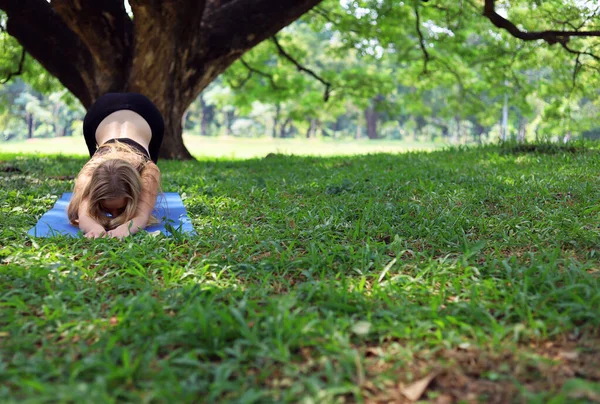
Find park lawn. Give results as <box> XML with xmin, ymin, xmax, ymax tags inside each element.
<box><xmin>0</xmin><ymin>135</ymin><xmax>441</xmax><ymax>159</ymax></box>
<box><xmin>1</xmin><ymin>144</ymin><xmax>600</xmax><ymax>402</ymax></box>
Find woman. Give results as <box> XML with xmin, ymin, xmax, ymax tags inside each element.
<box><xmin>67</xmin><ymin>93</ymin><xmax>164</xmax><ymax>238</ymax></box>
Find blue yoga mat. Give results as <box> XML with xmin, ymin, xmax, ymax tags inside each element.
<box><xmin>28</xmin><ymin>192</ymin><xmax>194</xmax><ymax>237</ymax></box>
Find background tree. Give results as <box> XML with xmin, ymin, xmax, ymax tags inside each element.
<box><xmin>0</xmin><ymin>0</ymin><xmax>322</xmax><ymax>158</ymax></box>
<box><xmin>1</xmin><ymin>0</ymin><xmax>599</xmax><ymax>157</ymax></box>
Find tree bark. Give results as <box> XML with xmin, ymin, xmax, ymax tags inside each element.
<box><xmin>224</xmin><ymin>108</ymin><xmax>235</xmax><ymax>137</ymax></box>
<box><xmin>272</xmin><ymin>103</ymin><xmax>281</xmax><ymax>138</ymax></box>
<box><xmin>517</xmin><ymin>118</ymin><xmax>527</xmax><ymax>142</ymax></box>
<box><xmin>26</xmin><ymin>112</ymin><xmax>34</xmax><ymax>139</ymax></box>
<box><xmin>365</xmin><ymin>95</ymin><xmax>385</xmax><ymax>140</ymax></box>
<box><xmin>364</xmin><ymin>105</ymin><xmax>378</xmax><ymax>140</ymax></box>
<box><xmin>454</xmin><ymin>116</ymin><xmax>462</xmax><ymax>144</ymax></box>
<box><xmin>415</xmin><ymin>115</ymin><xmax>426</xmax><ymax>139</ymax></box>
<box><xmin>0</xmin><ymin>0</ymin><xmax>323</xmax><ymax>159</ymax></box>
<box><xmin>306</xmin><ymin>118</ymin><xmax>317</xmax><ymax>139</ymax></box>
<box><xmin>280</xmin><ymin>117</ymin><xmax>292</xmax><ymax>138</ymax></box>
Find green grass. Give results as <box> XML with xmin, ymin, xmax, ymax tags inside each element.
<box><xmin>0</xmin><ymin>135</ymin><xmax>441</xmax><ymax>158</ymax></box>
<box><xmin>1</xmin><ymin>143</ymin><xmax>600</xmax><ymax>402</ymax></box>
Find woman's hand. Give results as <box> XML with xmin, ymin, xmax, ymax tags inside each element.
<box><xmin>106</xmin><ymin>223</ymin><xmax>133</xmax><ymax>239</ymax></box>
<box><xmin>84</xmin><ymin>224</ymin><xmax>106</xmax><ymax>238</ymax></box>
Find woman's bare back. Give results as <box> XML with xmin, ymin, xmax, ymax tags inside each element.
<box><xmin>95</xmin><ymin>110</ymin><xmax>153</xmax><ymax>154</ymax></box>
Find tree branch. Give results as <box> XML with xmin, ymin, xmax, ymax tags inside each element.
<box><xmin>0</xmin><ymin>0</ymin><xmax>97</xmax><ymax>106</ymax></box>
<box><xmin>271</xmin><ymin>34</ymin><xmax>331</xmax><ymax>101</ymax></box>
<box><xmin>560</xmin><ymin>42</ymin><xmax>600</xmax><ymax>63</ymax></box>
<box><xmin>571</xmin><ymin>52</ymin><xmax>582</xmax><ymax>91</ymax></box>
<box><xmin>239</xmin><ymin>58</ymin><xmax>282</xmax><ymax>90</ymax></box>
<box><xmin>414</xmin><ymin>3</ymin><xmax>430</xmax><ymax>74</ymax></box>
<box><xmin>226</xmin><ymin>67</ymin><xmax>253</xmax><ymax>90</ymax></box>
<box><xmin>560</xmin><ymin>42</ymin><xmax>600</xmax><ymax>89</ymax></box>
<box><xmin>434</xmin><ymin>58</ymin><xmax>482</xmax><ymax>106</ymax></box>
<box><xmin>52</xmin><ymin>0</ymin><xmax>134</xmax><ymax>86</ymax></box>
<box><xmin>483</xmin><ymin>0</ymin><xmax>600</xmax><ymax>45</ymax></box>
<box><xmin>0</xmin><ymin>46</ymin><xmax>25</xmax><ymax>84</ymax></box>
<box><xmin>310</xmin><ymin>6</ymin><xmax>335</xmax><ymax>24</ymax></box>
<box><xmin>192</xmin><ymin>0</ymin><xmax>323</xmax><ymax>99</ymax></box>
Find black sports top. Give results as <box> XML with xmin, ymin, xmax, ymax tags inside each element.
<box><xmin>94</xmin><ymin>138</ymin><xmax>151</xmax><ymax>161</ymax></box>
<box><xmin>83</xmin><ymin>93</ymin><xmax>164</xmax><ymax>164</ymax></box>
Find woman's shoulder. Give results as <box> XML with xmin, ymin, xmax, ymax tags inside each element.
<box><xmin>141</xmin><ymin>160</ymin><xmax>161</xmax><ymax>181</ymax></box>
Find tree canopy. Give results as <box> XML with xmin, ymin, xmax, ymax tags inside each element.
<box><xmin>1</xmin><ymin>0</ymin><xmax>599</xmax><ymax>157</ymax></box>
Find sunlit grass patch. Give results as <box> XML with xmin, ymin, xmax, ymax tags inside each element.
<box><xmin>1</xmin><ymin>144</ymin><xmax>600</xmax><ymax>401</ymax></box>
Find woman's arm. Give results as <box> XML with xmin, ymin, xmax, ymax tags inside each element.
<box><xmin>74</xmin><ymin>173</ymin><xmax>106</xmax><ymax>237</ymax></box>
<box><xmin>108</xmin><ymin>162</ymin><xmax>160</xmax><ymax>238</ymax></box>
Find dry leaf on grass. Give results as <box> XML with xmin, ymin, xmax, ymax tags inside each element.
<box><xmin>434</xmin><ymin>394</ymin><xmax>453</xmax><ymax>404</ymax></box>
<box><xmin>400</xmin><ymin>372</ymin><xmax>439</xmax><ymax>401</ymax></box>
<box><xmin>351</xmin><ymin>321</ymin><xmax>372</xmax><ymax>336</ymax></box>
<box><xmin>558</xmin><ymin>351</ymin><xmax>579</xmax><ymax>360</ymax></box>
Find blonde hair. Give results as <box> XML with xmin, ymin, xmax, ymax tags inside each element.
<box><xmin>68</xmin><ymin>142</ymin><xmax>159</xmax><ymax>230</ymax></box>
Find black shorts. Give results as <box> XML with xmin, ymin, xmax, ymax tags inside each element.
<box><xmin>83</xmin><ymin>93</ymin><xmax>164</xmax><ymax>163</ymax></box>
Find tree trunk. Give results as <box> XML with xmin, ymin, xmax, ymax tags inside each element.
<box><xmin>280</xmin><ymin>117</ymin><xmax>292</xmax><ymax>138</ymax></box>
<box><xmin>224</xmin><ymin>109</ymin><xmax>235</xmax><ymax>137</ymax></box>
<box><xmin>306</xmin><ymin>118</ymin><xmax>317</xmax><ymax>138</ymax></box>
<box><xmin>181</xmin><ymin>109</ymin><xmax>190</xmax><ymax>130</ymax></box>
<box><xmin>364</xmin><ymin>105</ymin><xmax>378</xmax><ymax>139</ymax></box>
<box><xmin>441</xmin><ymin>125</ymin><xmax>449</xmax><ymax>140</ymax></box>
<box><xmin>454</xmin><ymin>116</ymin><xmax>461</xmax><ymax>144</ymax></box>
<box><xmin>26</xmin><ymin>112</ymin><xmax>34</xmax><ymax>139</ymax></box>
<box><xmin>472</xmin><ymin>120</ymin><xmax>485</xmax><ymax>144</ymax></box>
<box><xmin>53</xmin><ymin>103</ymin><xmax>61</xmax><ymax>137</ymax></box>
<box><xmin>0</xmin><ymin>0</ymin><xmax>323</xmax><ymax>159</ymax></box>
<box><xmin>272</xmin><ymin>103</ymin><xmax>281</xmax><ymax>138</ymax></box>
<box><xmin>415</xmin><ymin>115</ymin><xmax>426</xmax><ymax>140</ymax></box>
<box><xmin>517</xmin><ymin>118</ymin><xmax>527</xmax><ymax>143</ymax></box>
<box><xmin>63</xmin><ymin>119</ymin><xmax>74</xmax><ymax>136</ymax></box>
<box><xmin>199</xmin><ymin>94</ymin><xmax>214</xmax><ymax>136</ymax></box>
<box><xmin>501</xmin><ymin>93</ymin><xmax>509</xmax><ymax>141</ymax></box>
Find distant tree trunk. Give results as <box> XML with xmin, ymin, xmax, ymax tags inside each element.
<box><xmin>0</xmin><ymin>0</ymin><xmax>323</xmax><ymax>159</ymax></box>
<box><xmin>501</xmin><ymin>93</ymin><xmax>509</xmax><ymax>141</ymax></box>
<box><xmin>224</xmin><ymin>109</ymin><xmax>235</xmax><ymax>137</ymax></box>
<box><xmin>517</xmin><ymin>118</ymin><xmax>527</xmax><ymax>142</ymax></box>
<box><xmin>52</xmin><ymin>103</ymin><xmax>61</xmax><ymax>137</ymax></box>
<box><xmin>364</xmin><ymin>105</ymin><xmax>378</xmax><ymax>139</ymax></box>
<box><xmin>321</xmin><ymin>124</ymin><xmax>331</xmax><ymax>138</ymax></box>
<box><xmin>272</xmin><ymin>103</ymin><xmax>281</xmax><ymax>138</ymax></box>
<box><xmin>26</xmin><ymin>112</ymin><xmax>34</xmax><ymax>139</ymax></box>
<box><xmin>454</xmin><ymin>116</ymin><xmax>461</xmax><ymax>144</ymax></box>
<box><xmin>415</xmin><ymin>115</ymin><xmax>426</xmax><ymax>140</ymax></box>
<box><xmin>199</xmin><ymin>94</ymin><xmax>214</xmax><ymax>136</ymax></box>
<box><xmin>331</xmin><ymin>117</ymin><xmax>342</xmax><ymax>138</ymax></box>
<box><xmin>287</xmin><ymin>123</ymin><xmax>298</xmax><ymax>138</ymax></box>
<box><xmin>472</xmin><ymin>120</ymin><xmax>486</xmax><ymax>144</ymax></box>
<box><xmin>396</xmin><ymin>116</ymin><xmax>407</xmax><ymax>140</ymax></box>
<box><xmin>280</xmin><ymin>117</ymin><xmax>292</xmax><ymax>138</ymax></box>
<box><xmin>306</xmin><ymin>118</ymin><xmax>317</xmax><ymax>138</ymax></box>
<box><xmin>441</xmin><ymin>125</ymin><xmax>449</xmax><ymax>140</ymax></box>
<box><xmin>333</xmin><ymin>117</ymin><xmax>341</xmax><ymax>132</ymax></box>
<box><xmin>63</xmin><ymin>119</ymin><xmax>74</xmax><ymax>136</ymax></box>
<box><xmin>429</xmin><ymin>118</ymin><xmax>446</xmax><ymax>142</ymax></box>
